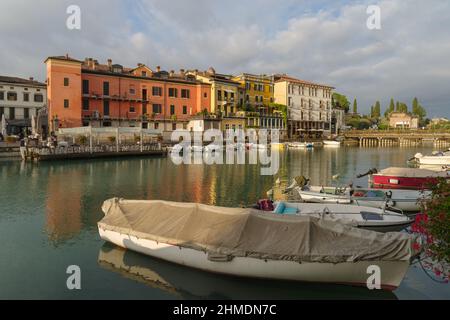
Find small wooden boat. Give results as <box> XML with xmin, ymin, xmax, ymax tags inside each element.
<box><xmin>296</xmin><ymin>185</ymin><xmax>427</xmax><ymax>213</ymax></box>
<box><xmin>98</xmin><ymin>198</ymin><xmax>418</xmax><ymax>290</ymax></box>
<box><xmin>367</xmin><ymin>167</ymin><xmax>449</xmax><ymax>190</ymax></box>
<box><xmin>268</xmin><ymin>201</ymin><xmax>413</xmax><ymax>232</ymax></box>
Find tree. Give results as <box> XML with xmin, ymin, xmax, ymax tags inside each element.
<box><xmin>397</xmin><ymin>102</ymin><xmax>408</xmax><ymax>113</ymax></box>
<box><xmin>373</xmin><ymin>101</ymin><xmax>381</xmax><ymax>119</ymax></box>
<box><xmin>370</xmin><ymin>106</ymin><xmax>374</xmax><ymax>118</ymax></box>
<box><xmin>385</xmin><ymin>98</ymin><xmax>395</xmax><ymax>118</ymax></box>
<box><xmin>412</xmin><ymin>97</ymin><xmax>427</xmax><ymax>124</ymax></box>
<box><xmin>332</xmin><ymin>93</ymin><xmax>350</xmax><ymax>113</ymax></box>
<box><xmin>352</xmin><ymin>98</ymin><xmax>358</xmax><ymax>114</ymax></box>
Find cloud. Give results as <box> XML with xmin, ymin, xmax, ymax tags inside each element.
<box><xmin>0</xmin><ymin>0</ymin><xmax>449</xmax><ymax>117</ymax></box>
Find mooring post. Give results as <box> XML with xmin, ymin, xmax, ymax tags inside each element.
<box><xmin>89</xmin><ymin>126</ymin><xmax>93</xmax><ymax>154</ymax></box>
<box><xmin>116</xmin><ymin>128</ymin><xmax>119</xmax><ymax>153</ymax></box>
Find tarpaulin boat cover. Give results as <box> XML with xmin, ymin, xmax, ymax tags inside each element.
<box><xmin>99</xmin><ymin>198</ymin><xmax>414</xmax><ymax>264</ymax></box>
<box><xmin>377</xmin><ymin>167</ymin><xmax>449</xmax><ymax>178</ymax></box>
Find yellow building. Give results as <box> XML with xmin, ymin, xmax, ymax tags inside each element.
<box><xmin>187</xmin><ymin>68</ymin><xmax>240</xmax><ymax>117</ymax></box>
<box><xmin>232</xmin><ymin>73</ymin><xmax>274</xmax><ymax>111</ymax></box>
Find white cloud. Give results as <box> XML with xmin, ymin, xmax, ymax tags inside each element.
<box><xmin>0</xmin><ymin>0</ymin><xmax>449</xmax><ymax>117</ymax></box>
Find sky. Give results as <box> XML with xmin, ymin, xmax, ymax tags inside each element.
<box><xmin>1</xmin><ymin>0</ymin><xmax>449</xmax><ymax>118</ymax></box>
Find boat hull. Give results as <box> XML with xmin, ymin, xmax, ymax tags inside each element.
<box><xmin>417</xmin><ymin>156</ymin><xmax>450</xmax><ymax>166</ymax></box>
<box><xmin>371</xmin><ymin>175</ymin><xmax>439</xmax><ymax>190</ymax></box>
<box><xmin>98</xmin><ymin>228</ymin><xmax>408</xmax><ymax>290</ymax></box>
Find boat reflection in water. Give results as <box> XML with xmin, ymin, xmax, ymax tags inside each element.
<box><xmin>98</xmin><ymin>243</ymin><xmax>398</xmax><ymax>300</ymax></box>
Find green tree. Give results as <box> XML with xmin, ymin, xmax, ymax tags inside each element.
<box><xmin>373</xmin><ymin>101</ymin><xmax>381</xmax><ymax>119</ymax></box>
<box><xmin>352</xmin><ymin>98</ymin><xmax>358</xmax><ymax>114</ymax></box>
<box><xmin>385</xmin><ymin>98</ymin><xmax>395</xmax><ymax>118</ymax></box>
<box><xmin>370</xmin><ymin>106</ymin><xmax>374</xmax><ymax>118</ymax></box>
<box><xmin>397</xmin><ymin>102</ymin><xmax>408</xmax><ymax>113</ymax></box>
<box><xmin>332</xmin><ymin>93</ymin><xmax>350</xmax><ymax>113</ymax></box>
<box><xmin>412</xmin><ymin>97</ymin><xmax>427</xmax><ymax>123</ymax></box>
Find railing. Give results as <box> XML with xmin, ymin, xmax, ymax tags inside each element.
<box><xmin>29</xmin><ymin>143</ymin><xmax>163</xmax><ymax>156</ymax></box>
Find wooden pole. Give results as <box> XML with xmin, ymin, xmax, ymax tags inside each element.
<box><xmin>89</xmin><ymin>126</ymin><xmax>93</xmax><ymax>154</ymax></box>
<box><xmin>116</xmin><ymin>128</ymin><xmax>119</xmax><ymax>153</ymax></box>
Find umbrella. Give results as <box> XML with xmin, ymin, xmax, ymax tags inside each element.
<box><xmin>31</xmin><ymin>114</ymin><xmax>36</xmax><ymax>135</ymax></box>
<box><xmin>1</xmin><ymin>113</ymin><xmax>6</xmax><ymax>136</ymax></box>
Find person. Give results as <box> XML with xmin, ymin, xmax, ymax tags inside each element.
<box><xmin>19</xmin><ymin>136</ymin><xmax>28</xmax><ymax>160</ymax></box>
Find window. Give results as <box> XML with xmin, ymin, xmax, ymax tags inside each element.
<box><xmin>254</xmin><ymin>84</ymin><xmax>257</xmax><ymax>91</ymax></box>
<box><xmin>64</xmin><ymin>78</ymin><xmax>69</xmax><ymax>86</ymax></box>
<box><xmin>183</xmin><ymin>106</ymin><xmax>187</xmax><ymax>114</ymax></box>
<box><xmin>246</xmin><ymin>95</ymin><xmax>249</xmax><ymax>102</ymax></box>
<box><xmin>231</xmin><ymin>92</ymin><xmax>234</xmax><ymax>99</ymax></box>
<box><xmin>7</xmin><ymin>92</ymin><xmax>17</xmax><ymax>101</ymax></box>
<box><xmin>217</xmin><ymin>90</ymin><xmax>222</xmax><ymax>101</ymax></box>
<box><xmin>82</xmin><ymin>98</ymin><xmax>89</xmax><ymax>111</ymax></box>
<box><xmin>103</xmin><ymin>101</ymin><xmax>110</xmax><ymax>116</ymax></box>
<box><xmin>24</xmin><ymin>108</ymin><xmax>29</xmax><ymax>119</ymax></box>
<box><xmin>34</xmin><ymin>94</ymin><xmax>43</xmax><ymax>102</ymax></box>
<box><xmin>129</xmin><ymin>87</ymin><xmax>136</xmax><ymax>95</ymax></box>
<box><xmin>170</xmin><ymin>105</ymin><xmax>175</xmax><ymax>115</ymax></box>
<box><xmin>172</xmin><ymin>123</ymin><xmax>177</xmax><ymax>131</ymax></box>
<box><xmin>203</xmin><ymin>92</ymin><xmax>207</xmax><ymax>98</ymax></box>
<box><xmin>23</xmin><ymin>93</ymin><xmax>29</xmax><ymax>102</ymax></box>
<box><xmin>155</xmin><ymin>123</ymin><xmax>159</xmax><ymax>130</ymax></box>
<box><xmin>9</xmin><ymin>107</ymin><xmax>15</xmax><ymax>119</ymax></box>
<box><xmin>142</xmin><ymin>104</ymin><xmax>147</xmax><ymax>115</ymax></box>
<box><xmin>103</xmin><ymin>82</ymin><xmax>110</xmax><ymax>96</ymax></box>
<box><xmin>130</xmin><ymin>106</ymin><xmax>135</xmax><ymax>113</ymax></box>
<box><xmin>64</xmin><ymin>99</ymin><xmax>69</xmax><ymax>108</ymax></box>
<box><xmin>152</xmin><ymin>104</ymin><xmax>162</xmax><ymax>114</ymax></box>
<box><xmin>0</xmin><ymin>107</ymin><xmax>3</xmax><ymax>116</ymax></box>
<box><xmin>168</xmin><ymin>88</ymin><xmax>178</xmax><ymax>98</ymax></box>
<box><xmin>82</xmin><ymin>80</ymin><xmax>89</xmax><ymax>94</ymax></box>
<box><xmin>181</xmin><ymin>89</ymin><xmax>190</xmax><ymax>99</ymax></box>
<box><xmin>0</xmin><ymin>92</ymin><xmax>4</xmax><ymax>100</ymax></box>
<box><xmin>142</xmin><ymin>71</ymin><xmax>147</xmax><ymax>77</ymax></box>
<box><xmin>245</xmin><ymin>82</ymin><xmax>250</xmax><ymax>90</ymax></box>
<box><xmin>152</xmin><ymin>86</ymin><xmax>162</xmax><ymax>96</ymax></box>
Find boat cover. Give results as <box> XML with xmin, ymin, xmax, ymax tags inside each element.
<box><xmin>98</xmin><ymin>198</ymin><xmax>414</xmax><ymax>264</ymax></box>
<box><xmin>377</xmin><ymin>167</ymin><xmax>449</xmax><ymax>178</ymax></box>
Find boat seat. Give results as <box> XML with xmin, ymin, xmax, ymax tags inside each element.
<box><xmin>361</xmin><ymin>212</ymin><xmax>383</xmax><ymax>221</ymax></box>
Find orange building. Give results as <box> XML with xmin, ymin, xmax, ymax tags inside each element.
<box><xmin>45</xmin><ymin>55</ymin><xmax>211</xmax><ymax>131</ymax></box>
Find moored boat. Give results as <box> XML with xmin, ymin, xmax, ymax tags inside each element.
<box><xmin>323</xmin><ymin>140</ymin><xmax>341</xmax><ymax>147</ymax></box>
<box><xmin>368</xmin><ymin>167</ymin><xmax>449</xmax><ymax>190</ymax></box>
<box><xmin>98</xmin><ymin>198</ymin><xmax>418</xmax><ymax>290</ymax></box>
<box><xmin>288</xmin><ymin>142</ymin><xmax>306</xmax><ymax>149</ymax></box>
<box><xmin>264</xmin><ymin>201</ymin><xmax>414</xmax><ymax>232</ymax></box>
<box><xmin>413</xmin><ymin>152</ymin><xmax>450</xmax><ymax>166</ymax></box>
<box><xmin>295</xmin><ymin>185</ymin><xmax>427</xmax><ymax>213</ymax></box>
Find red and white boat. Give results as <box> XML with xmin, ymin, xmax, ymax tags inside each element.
<box><xmin>368</xmin><ymin>167</ymin><xmax>449</xmax><ymax>190</ymax></box>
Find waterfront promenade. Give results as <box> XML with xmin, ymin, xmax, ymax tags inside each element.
<box><xmin>344</xmin><ymin>129</ymin><xmax>450</xmax><ymax>147</ymax></box>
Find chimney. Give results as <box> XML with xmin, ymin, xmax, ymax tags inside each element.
<box><xmin>88</xmin><ymin>58</ymin><xmax>94</xmax><ymax>69</ymax></box>
<box><xmin>156</xmin><ymin>66</ymin><xmax>161</xmax><ymax>72</ymax></box>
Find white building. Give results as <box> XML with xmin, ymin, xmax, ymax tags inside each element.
<box><xmin>0</xmin><ymin>76</ymin><xmax>47</xmax><ymax>135</ymax></box>
<box><xmin>274</xmin><ymin>74</ymin><xmax>344</xmax><ymax>138</ymax></box>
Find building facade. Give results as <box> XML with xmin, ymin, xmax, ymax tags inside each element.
<box><xmin>274</xmin><ymin>74</ymin><xmax>342</xmax><ymax>139</ymax></box>
<box><xmin>0</xmin><ymin>76</ymin><xmax>47</xmax><ymax>135</ymax></box>
<box><xmin>45</xmin><ymin>55</ymin><xmax>211</xmax><ymax>132</ymax></box>
<box><xmin>187</xmin><ymin>68</ymin><xmax>240</xmax><ymax>117</ymax></box>
<box><xmin>389</xmin><ymin>112</ymin><xmax>419</xmax><ymax>129</ymax></box>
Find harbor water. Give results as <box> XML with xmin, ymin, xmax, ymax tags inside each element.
<box><xmin>0</xmin><ymin>145</ymin><xmax>449</xmax><ymax>299</ymax></box>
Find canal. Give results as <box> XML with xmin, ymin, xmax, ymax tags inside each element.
<box><xmin>0</xmin><ymin>145</ymin><xmax>448</xmax><ymax>299</ymax></box>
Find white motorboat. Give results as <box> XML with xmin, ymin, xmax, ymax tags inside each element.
<box><xmin>323</xmin><ymin>140</ymin><xmax>341</xmax><ymax>147</ymax></box>
<box><xmin>98</xmin><ymin>198</ymin><xmax>418</xmax><ymax>290</ymax></box>
<box><xmin>288</xmin><ymin>142</ymin><xmax>306</xmax><ymax>149</ymax></box>
<box><xmin>296</xmin><ymin>185</ymin><xmax>427</xmax><ymax>213</ymax></box>
<box><xmin>269</xmin><ymin>201</ymin><xmax>413</xmax><ymax>232</ymax></box>
<box><xmin>414</xmin><ymin>152</ymin><xmax>450</xmax><ymax>166</ymax></box>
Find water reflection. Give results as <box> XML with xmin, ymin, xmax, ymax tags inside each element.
<box><xmin>98</xmin><ymin>243</ymin><xmax>398</xmax><ymax>300</ymax></box>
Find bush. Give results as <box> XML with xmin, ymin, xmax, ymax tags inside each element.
<box><xmin>108</xmin><ymin>136</ymin><xmax>116</xmax><ymax>144</ymax></box>
<box><xmin>76</xmin><ymin>135</ymin><xmax>88</xmax><ymax>145</ymax></box>
<box><xmin>412</xmin><ymin>178</ymin><xmax>450</xmax><ymax>282</ymax></box>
